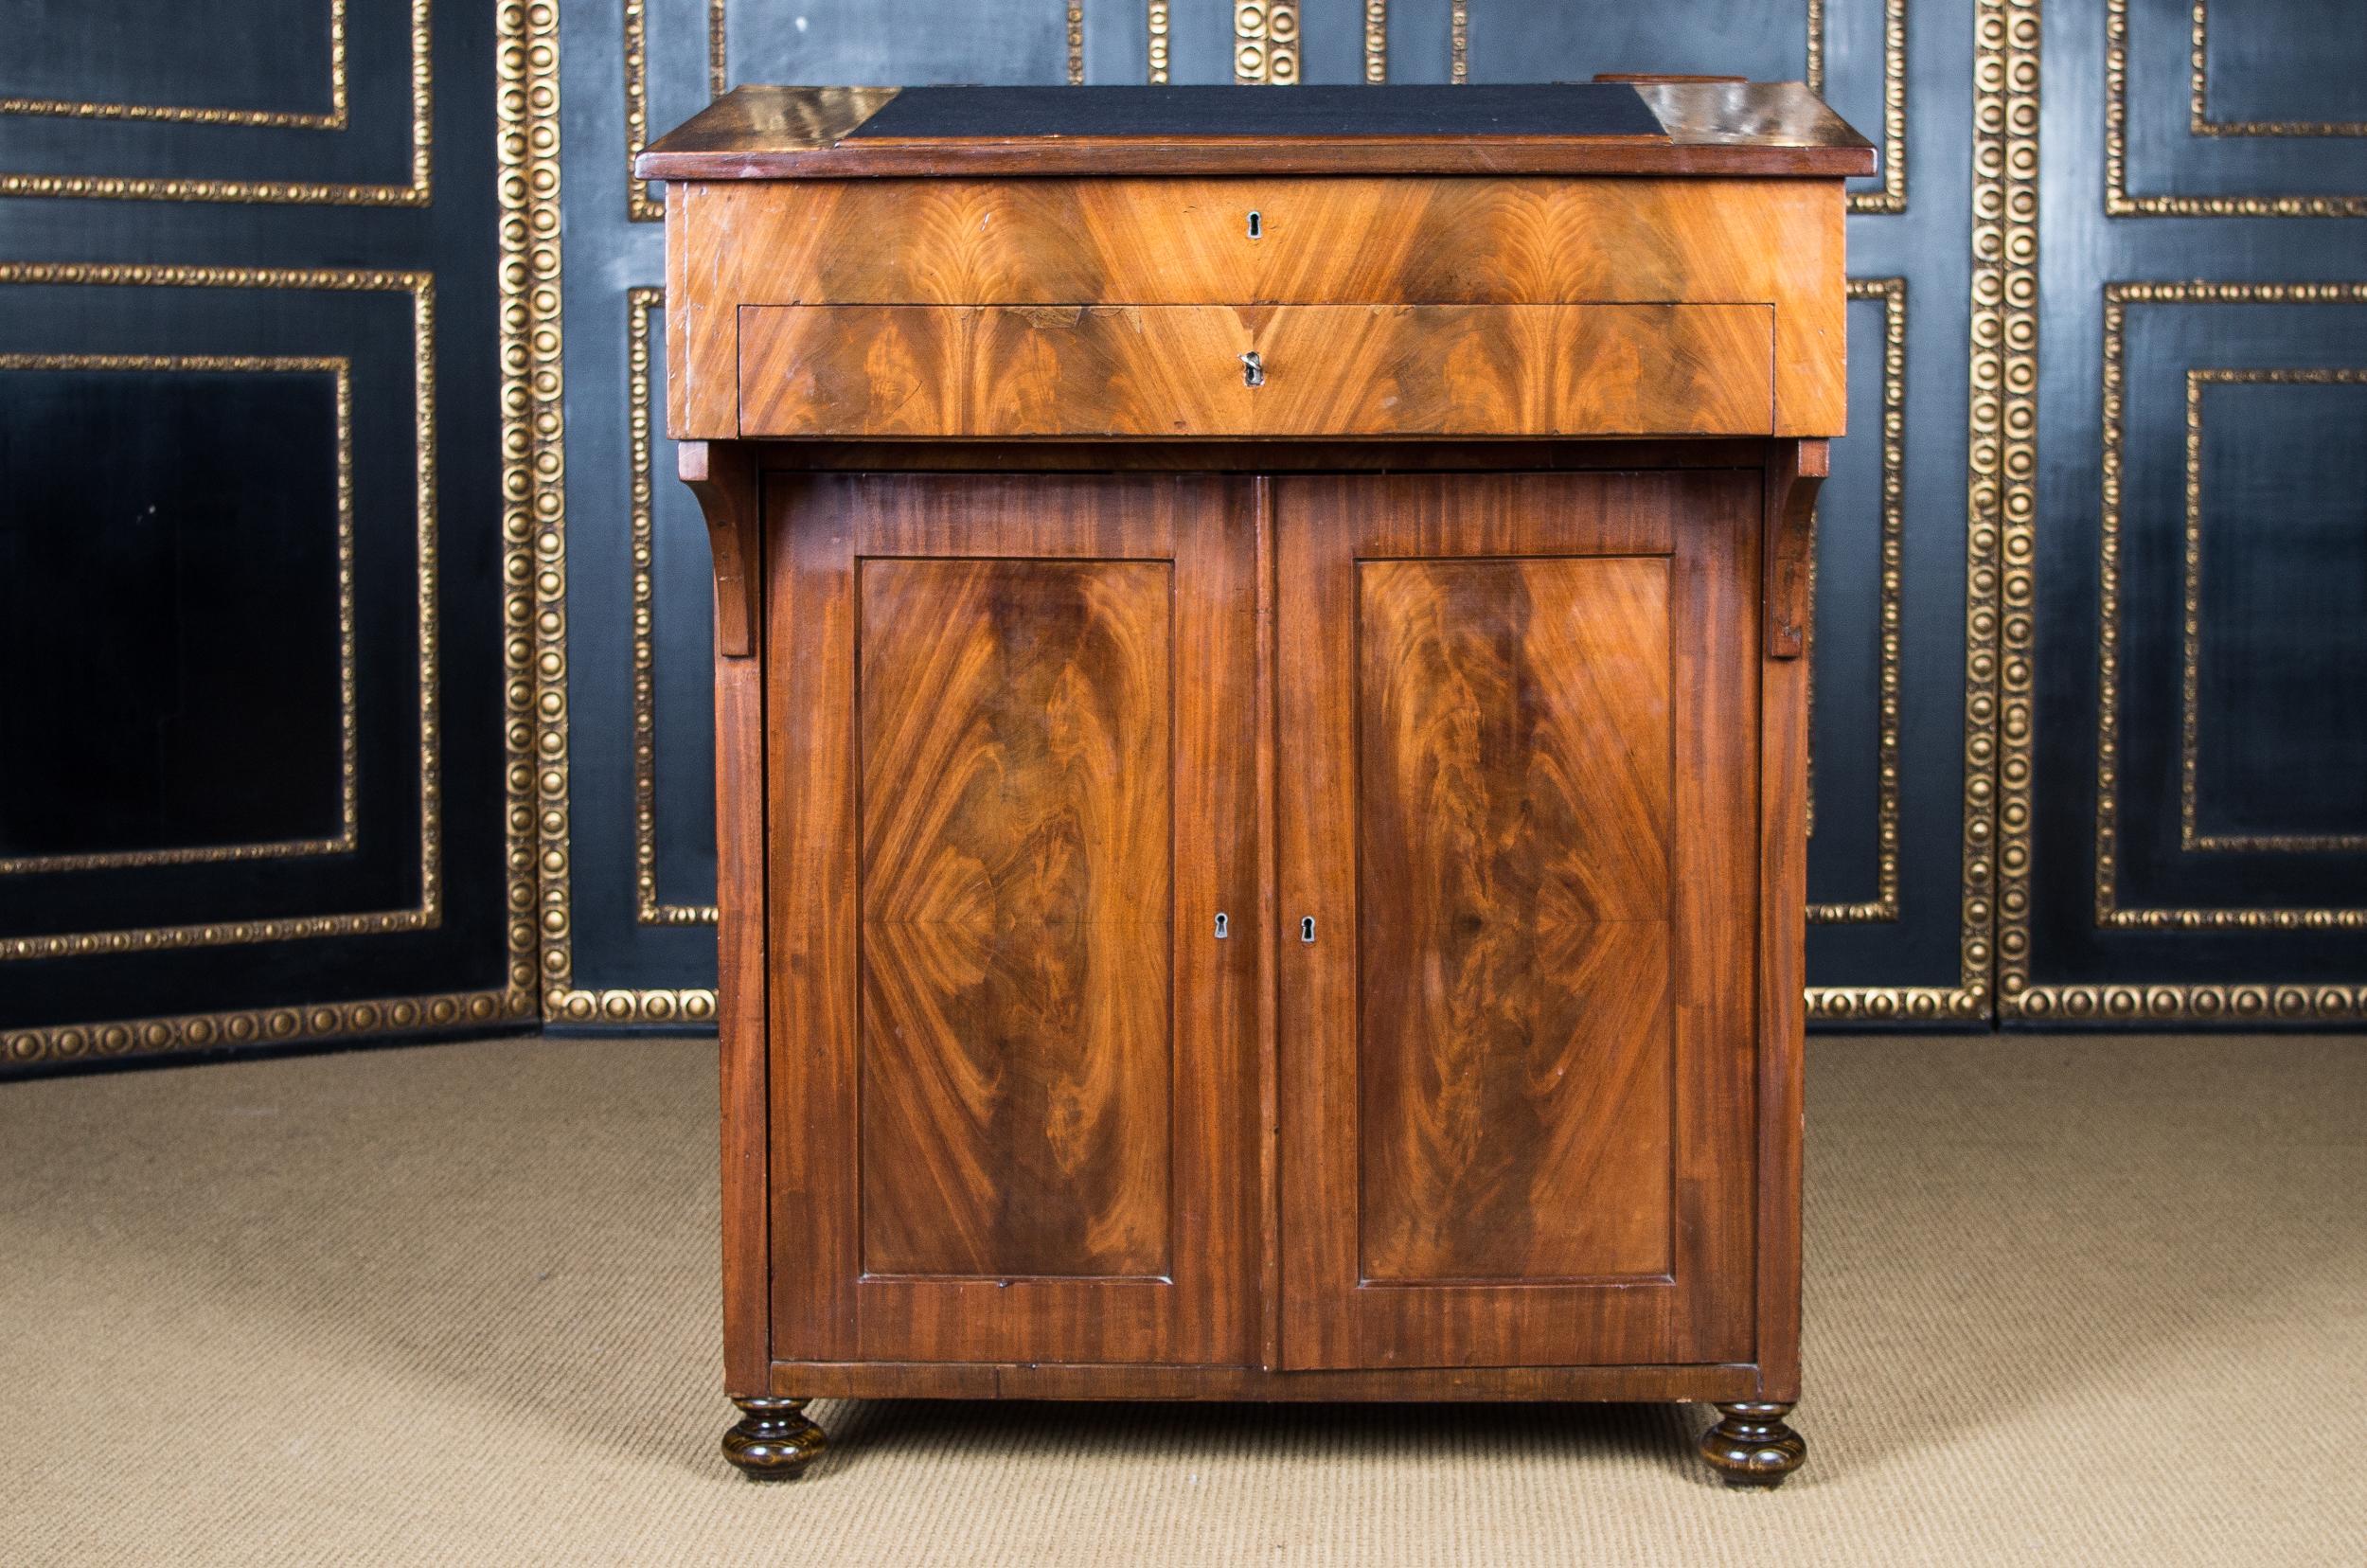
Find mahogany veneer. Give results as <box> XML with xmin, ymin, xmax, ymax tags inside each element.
<box><xmin>645</xmin><ymin>80</ymin><xmax>1865</xmax><ymax>1488</ymax></box>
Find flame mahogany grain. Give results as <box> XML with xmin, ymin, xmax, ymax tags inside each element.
<box><xmin>661</xmin><ymin>82</ymin><xmax>1854</xmax><ymax>1487</ymax></box>
<box><xmin>736</xmin><ymin>303</ymin><xmax>1776</xmax><ymax>439</ymax></box>
<box><xmin>669</xmin><ymin>175</ymin><xmax>1844</xmax><ymax>439</ymax></box>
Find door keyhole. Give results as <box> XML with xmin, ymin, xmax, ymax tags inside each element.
<box><xmin>1300</xmin><ymin>916</ymin><xmax>1316</xmax><ymax>944</ymax></box>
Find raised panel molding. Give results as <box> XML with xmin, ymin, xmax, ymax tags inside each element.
<box><xmin>0</xmin><ymin>1</ymin><xmax>547</xmax><ymax>1073</ymax></box>
<box><xmin>0</xmin><ymin>267</ymin><xmax>439</xmax><ymax>962</ymax></box>
<box><xmin>626</xmin><ymin>286</ymin><xmax>718</xmax><ymax>927</ymax></box>
<box><xmin>0</xmin><ymin>353</ymin><xmax>359</xmax><ymax>875</ymax></box>
<box><xmin>2189</xmin><ymin>0</ymin><xmax>2367</xmax><ymax>135</ymax></box>
<box><xmin>2106</xmin><ymin>0</ymin><xmax>2367</xmax><ymax>217</ymax></box>
<box><xmin>2176</xmin><ymin>368</ymin><xmax>2367</xmax><ymax>855</ymax></box>
<box><xmin>2091</xmin><ymin>284</ymin><xmax>2367</xmax><ymax>934</ymax></box>
<box><xmin>1806</xmin><ymin>277</ymin><xmax>1907</xmax><ymax>926</ymax></box>
<box><xmin>1</xmin><ymin>0</ymin><xmax>350</xmax><ymax>128</ymax></box>
<box><xmin>0</xmin><ymin>0</ymin><xmax>432</xmax><ymax>205</ymax></box>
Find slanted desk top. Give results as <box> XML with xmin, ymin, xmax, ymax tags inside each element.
<box><xmin>636</xmin><ymin>80</ymin><xmax>1877</xmax><ymax>181</ymax></box>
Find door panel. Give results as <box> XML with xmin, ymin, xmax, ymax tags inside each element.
<box><xmin>858</xmin><ymin>558</ymin><xmax>1174</xmax><ymax>1279</ymax></box>
<box><xmin>771</xmin><ymin>472</ymin><xmax>1258</xmax><ymax>1365</ymax></box>
<box><xmin>1278</xmin><ymin>472</ymin><xmax>1759</xmax><ymax>1370</ymax></box>
<box><xmin>1357</xmin><ymin>556</ymin><xmax>1676</xmax><ymax>1283</ymax></box>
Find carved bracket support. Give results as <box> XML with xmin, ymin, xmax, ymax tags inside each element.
<box><xmin>1762</xmin><ymin>438</ymin><xmax>1829</xmax><ymax>659</ymax></box>
<box><xmin>679</xmin><ymin>439</ymin><xmax>761</xmax><ymax>657</ymax></box>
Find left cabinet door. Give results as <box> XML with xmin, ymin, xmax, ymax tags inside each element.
<box><xmin>767</xmin><ymin>472</ymin><xmax>1262</xmax><ymax>1367</ymax></box>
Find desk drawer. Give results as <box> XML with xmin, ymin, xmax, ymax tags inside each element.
<box><xmin>737</xmin><ymin>303</ymin><xmax>1774</xmax><ymax>438</ymax></box>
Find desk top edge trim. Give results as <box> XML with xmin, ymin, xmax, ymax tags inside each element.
<box><xmin>636</xmin><ymin>82</ymin><xmax>1877</xmax><ymax>182</ymax></box>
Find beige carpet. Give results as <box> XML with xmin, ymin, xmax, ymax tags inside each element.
<box><xmin>3</xmin><ymin>1031</ymin><xmax>2361</xmax><ymax>1566</ymax></box>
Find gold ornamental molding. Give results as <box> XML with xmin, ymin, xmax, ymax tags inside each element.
<box><xmin>1809</xmin><ymin>0</ymin><xmax>1910</xmax><ymax>215</ymax></box>
<box><xmin>2189</xmin><ymin>1</ymin><xmax>2366</xmax><ymax>137</ymax></box>
<box><xmin>624</xmin><ymin>0</ymin><xmax>663</xmax><ymax>221</ymax></box>
<box><xmin>2107</xmin><ymin>0</ymin><xmax>2367</xmax><ymax>216</ymax></box>
<box><xmin>627</xmin><ymin>288</ymin><xmax>720</xmax><ymax>927</ymax></box>
<box><xmin>3</xmin><ymin>0</ymin><xmax>548</xmax><ymax>1069</ymax></box>
<box><xmin>710</xmin><ymin>0</ymin><xmax>730</xmax><ymax>98</ymax></box>
<box><xmin>1</xmin><ymin>0</ymin><xmax>349</xmax><ymax>129</ymax></box>
<box><xmin>625</xmin><ymin>0</ymin><xmax>748</xmax><ymax>220</ymax></box>
<box><xmin>0</xmin><ymin>0</ymin><xmax>430</xmax><ymax>205</ymax></box>
<box><xmin>0</xmin><ymin>266</ymin><xmax>440</xmax><ymax>963</ymax></box>
<box><xmin>502</xmin><ymin>0</ymin><xmax>574</xmax><ymax>1026</ymax></box>
<box><xmin>3</xmin><ymin>990</ymin><xmax>522</xmax><ymax>1073</ymax></box>
<box><xmin>1980</xmin><ymin>0</ymin><xmax>2039</xmax><ymax>1024</ymax></box>
<box><xmin>2178</xmin><ymin>368</ymin><xmax>2367</xmax><ymax>856</ymax></box>
<box><xmin>1806</xmin><ymin>0</ymin><xmax>2033</xmax><ymax>1027</ymax></box>
<box><xmin>1235</xmin><ymin>2</ymin><xmax>1302</xmax><ymax>84</ymax></box>
<box><xmin>2091</xmin><ymin>286</ymin><xmax>2367</xmax><ymax>935</ymax></box>
<box><xmin>1807</xmin><ymin>276</ymin><xmax>1907</xmax><ymax>927</ymax></box>
<box><xmin>0</xmin><ymin>353</ymin><xmax>358</xmax><ymax>876</ymax></box>
<box><xmin>2005</xmin><ymin>284</ymin><xmax>2367</xmax><ymax>1021</ymax></box>
<box><xmin>1149</xmin><ymin>4</ymin><xmax>1172</xmax><ymax>83</ymax></box>
<box><xmin>561</xmin><ymin>48</ymin><xmax>716</xmax><ymax>1022</ymax></box>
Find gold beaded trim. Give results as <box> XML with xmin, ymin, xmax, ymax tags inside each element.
<box><xmin>2189</xmin><ymin>1</ymin><xmax>2366</xmax><ymax>136</ymax></box>
<box><xmin>0</xmin><ymin>353</ymin><xmax>358</xmax><ymax>875</ymax></box>
<box><xmin>2</xmin><ymin>0</ymin><xmax>347</xmax><ymax>129</ymax></box>
<box><xmin>1808</xmin><ymin>278</ymin><xmax>1907</xmax><ymax>926</ymax></box>
<box><xmin>2092</xmin><ymin>287</ymin><xmax>2367</xmax><ymax>932</ymax></box>
<box><xmin>627</xmin><ymin>288</ymin><xmax>721</xmax><ymax>926</ymax></box>
<box><xmin>2107</xmin><ymin>0</ymin><xmax>2367</xmax><ymax>217</ymax></box>
<box><xmin>1</xmin><ymin>3</ymin><xmax>550</xmax><ymax>1067</ymax></box>
<box><xmin>0</xmin><ymin>0</ymin><xmax>430</xmax><ymax>206</ymax></box>
<box><xmin>0</xmin><ymin>269</ymin><xmax>438</xmax><ymax>963</ymax></box>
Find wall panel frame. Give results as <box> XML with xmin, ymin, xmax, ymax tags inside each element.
<box><xmin>2012</xmin><ymin>4</ymin><xmax>2367</xmax><ymax>1025</ymax></box>
<box><xmin>543</xmin><ymin>0</ymin><xmax>1998</xmax><ymax>1030</ymax></box>
<box><xmin>0</xmin><ymin>1</ymin><xmax>545</xmax><ymax>1073</ymax></box>
<box><xmin>0</xmin><ymin>0</ymin><xmax>434</xmax><ymax>205</ymax></box>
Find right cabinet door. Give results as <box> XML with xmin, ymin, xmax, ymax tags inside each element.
<box><xmin>1276</xmin><ymin>471</ymin><xmax>1761</xmax><ymax>1370</ymax></box>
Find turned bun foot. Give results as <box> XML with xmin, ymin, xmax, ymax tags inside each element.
<box><xmin>1699</xmin><ymin>1401</ymin><xmax>1806</xmax><ymax>1488</ymax></box>
<box><xmin>721</xmin><ymin>1396</ymin><xmax>827</xmax><ymax>1480</ymax></box>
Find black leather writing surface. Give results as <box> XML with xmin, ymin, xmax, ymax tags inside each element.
<box><xmin>847</xmin><ymin>83</ymin><xmax>1665</xmax><ymax>141</ymax></box>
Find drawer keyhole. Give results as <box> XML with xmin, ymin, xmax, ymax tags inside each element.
<box><xmin>1214</xmin><ymin>912</ymin><xmax>1229</xmax><ymax>940</ymax></box>
<box><xmin>1240</xmin><ymin>351</ymin><xmax>1265</xmax><ymax>388</ymax></box>
<box><xmin>1246</xmin><ymin>209</ymin><xmax>1262</xmax><ymax>240</ymax></box>
<box><xmin>1300</xmin><ymin>916</ymin><xmax>1316</xmax><ymax>944</ymax></box>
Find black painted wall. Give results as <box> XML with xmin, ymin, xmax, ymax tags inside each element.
<box><xmin>4</xmin><ymin>2</ymin><xmax>2362</xmax><ymax>1073</ymax></box>
<box><xmin>0</xmin><ymin>0</ymin><xmax>538</xmax><ymax>1072</ymax></box>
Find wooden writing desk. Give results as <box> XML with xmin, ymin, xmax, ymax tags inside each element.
<box><xmin>641</xmin><ymin>80</ymin><xmax>1871</xmax><ymax>1488</ymax></box>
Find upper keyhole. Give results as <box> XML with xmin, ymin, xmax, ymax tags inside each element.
<box><xmin>1246</xmin><ymin>210</ymin><xmax>1262</xmax><ymax>241</ymax></box>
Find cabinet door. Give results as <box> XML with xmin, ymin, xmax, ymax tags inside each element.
<box><xmin>1276</xmin><ymin>472</ymin><xmax>1760</xmax><ymax>1369</ymax></box>
<box><xmin>769</xmin><ymin>473</ymin><xmax>1260</xmax><ymax>1366</ymax></box>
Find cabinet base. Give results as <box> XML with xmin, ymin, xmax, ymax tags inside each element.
<box><xmin>721</xmin><ymin>1397</ymin><xmax>828</xmax><ymax>1481</ymax></box>
<box><xmin>1697</xmin><ymin>1401</ymin><xmax>1807</xmax><ymax>1488</ymax></box>
<box><xmin>768</xmin><ymin>1358</ymin><xmax>1770</xmax><ymax>1404</ymax></box>
<box><xmin>722</xmin><ymin>1379</ymin><xmax>1809</xmax><ymax>1487</ymax></box>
